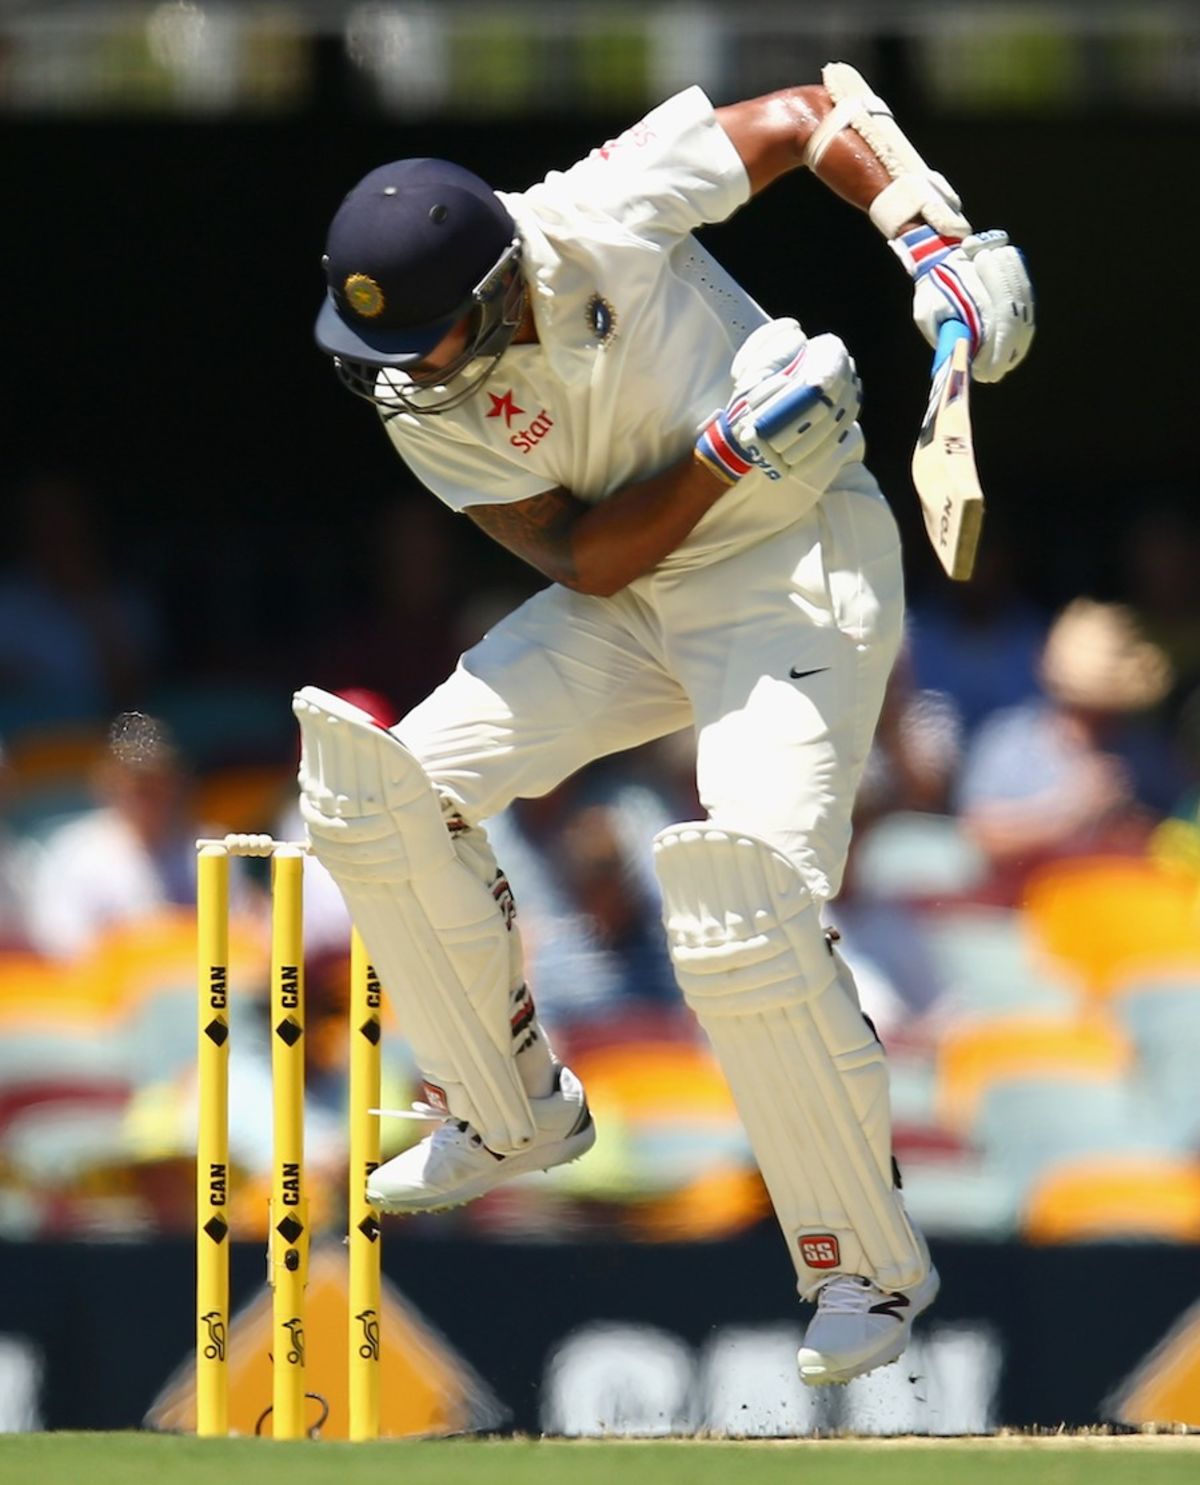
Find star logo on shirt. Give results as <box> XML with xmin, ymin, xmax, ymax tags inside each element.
<box><xmin>486</xmin><ymin>390</ymin><xmax>525</xmax><ymax>427</ymax></box>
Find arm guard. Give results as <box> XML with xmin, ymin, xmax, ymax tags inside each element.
<box><xmin>807</xmin><ymin>62</ymin><xmax>973</xmax><ymax>241</ymax></box>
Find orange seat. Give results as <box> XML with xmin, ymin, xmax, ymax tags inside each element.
<box><xmin>193</xmin><ymin>764</ymin><xmax>292</xmax><ymax>835</ymax></box>
<box><xmin>1023</xmin><ymin>1154</ymin><xmax>1200</xmax><ymax>1243</ymax></box>
<box><xmin>88</xmin><ymin>908</ymin><xmax>270</xmax><ymax>1012</ymax></box>
<box><xmin>1022</xmin><ymin>856</ymin><xmax>1200</xmax><ymax>997</ymax></box>
<box><xmin>568</xmin><ymin>1040</ymin><xmax>741</xmax><ymax>1126</ymax></box>
<box><xmin>0</xmin><ymin>907</ymin><xmax>270</xmax><ymax>1026</ymax></box>
<box><xmin>626</xmin><ymin>1167</ymin><xmax>770</xmax><ymax>1241</ymax></box>
<box><xmin>935</xmin><ymin>1009</ymin><xmax>1133</xmax><ymax>1132</ymax></box>
<box><xmin>557</xmin><ymin>1039</ymin><xmax>763</xmax><ymax>1239</ymax></box>
<box><xmin>5</xmin><ymin>724</ymin><xmax>108</xmax><ymax>788</ymax></box>
<box><xmin>0</xmin><ymin>952</ymin><xmax>113</xmax><ymax>1027</ymax></box>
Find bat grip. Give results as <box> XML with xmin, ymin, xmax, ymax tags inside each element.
<box><xmin>932</xmin><ymin>318</ymin><xmax>970</xmax><ymax>374</ymax></box>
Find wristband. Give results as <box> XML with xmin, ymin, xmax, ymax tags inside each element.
<box><xmin>890</xmin><ymin>224</ymin><xmax>962</xmax><ymax>279</ymax></box>
<box><xmin>695</xmin><ymin>408</ymin><xmax>755</xmax><ymax>486</ymax></box>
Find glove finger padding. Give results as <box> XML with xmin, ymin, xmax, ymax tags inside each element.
<box><xmin>732</xmin><ymin>333</ymin><xmax>864</xmax><ymax>483</ymax></box>
<box><xmin>731</xmin><ymin>317</ymin><xmax>808</xmax><ymax>395</ymax></box>
<box><xmin>965</xmin><ymin>232</ymin><xmax>1035</xmax><ymax>382</ymax></box>
<box><xmin>747</xmin><ymin>412</ymin><xmax>866</xmax><ymax>491</ymax></box>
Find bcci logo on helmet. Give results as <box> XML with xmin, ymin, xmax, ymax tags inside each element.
<box><xmin>343</xmin><ymin>274</ymin><xmax>385</xmax><ymax>319</ymax></box>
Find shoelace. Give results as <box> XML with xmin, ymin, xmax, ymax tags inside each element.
<box><xmin>371</xmin><ymin>1100</ymin><xmax>445</xmax><ymax>1123</ymax></box>
<box><xmin>815</xmin><ymin>1276</ymin><xmax>878</xmax><ymax>1314</ymax></box>
<box><xmin>371</xmin><ymin>1103</ymin><xmax>484</xmax><ymax>1148</ymax></box>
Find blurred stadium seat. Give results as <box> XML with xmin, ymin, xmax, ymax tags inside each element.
<box><xmin>852</xmin><ymin>811</ymin><xmax>989</xmax><ymax>901</ymax></box>
<box><xmin>547</xmin><ymin>1035</ymin><xmax>765</xmax><ymax>1240</ymax></box>
<box><xmin>192</xmin><ymin>763</ymin><xmax>292</xmax><ymax>835</ymax></box>
<box><xmin>624</xmin><ymin>1168</ymin><xmax>771</xmax><ymax>1243</ymax></box>
<box><xmin>2</xmin><ymin>722</ymin><xmax>107</xmax><ymax>838</ymax></box>
<box><xmin>973</xmin><ymin>1077</ymin><xmax>1184</xmax><ymax>1190</ymax></box>
<box><xmin>897</xmin><ymin>1156</ymin><xmax>1023</xmax><ymax>1238</ymax></box>
<box><xmin>1111</xmin><ymin>969</ymin><xmax>1200</xmax><ymax>1139</ymax></box>
<box><xmin>0</xmin><ymin>911</ymin><xmax>267</xmax><ymax>1035</ymax></box>
<box><xmin>0</xmin><ymin>1024</ymin><xmax>118</xmax><ymax>1085</ymax></box>
<box><xmin>1022</xmin><ymin>1153</ymin><xmax>1200</xmax><ymax>1243</ymax></box>
<box><xmin>0</xmin><ymin>1079</ymin><xmax>133</xmax><ymax>1187</ymax></box>
<box><xmin>935</xmin><ymin>1009</ymin><xmax>1133</xmax><ymax>1133</ymax></box>
<box><xmin>887</xmin><ymin>1047</ymin><xmax>941</xmax><ymax>1135</ymax></box>
<box><xmin>0</xmin><ymin>951</ymin><xmax>109</xmax><ymax>1024</ymax></box>
<box><xmin>1022</xmin><ymin>855</ymin><xmax>1200</xmax><ymax>997</ymax></box>
<box><xmin>921</xmin><ymin>905</ymin><xmax>1078</xmax><ymax>1017</ymax></box>
<box><xmin>3</xmin><ymin>723</ymin><xmax>108</xmax><ymax>786</ymax></box>
<box><xmin>87</xmin><ymin>909</ymin><xmax>269</xmax><ymax>1013</ymax></box>
<box><xmin>0</xmin><ymin>964</ymin><xmax>136</xmax><ymax>1217</ymax></box>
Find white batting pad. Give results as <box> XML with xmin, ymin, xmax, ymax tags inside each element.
<box><xmin>653</xmin><ymin>824</ymin><xmax>928</xmax><ymax>1299</ymax></box>
<box><xmin>293</xmin><ymin>686</ymin><xmax>535</xmax><ymax>1152</ymax></box>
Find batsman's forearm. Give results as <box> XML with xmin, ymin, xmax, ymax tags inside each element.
<box><xmin>715</xmin><ymin>86</ymin><xmax>919</xmax><ymax>231</ymax></box>
<box><xmin>810</xmin><ymin>124</ymin><xmax>908</xmax><ymax>219</ymax></box>
<box><xmin>565</xmin><ymin>454</ymin><xmax>730</xmax><ymax>595</ymax></box>
<box><xmin>795</xmin><ymin>87</ymin><xmax>921</xmax><ymax>226</ymax></box>
<box><xmin>465</xmin><ymin>452</ymin><xmax>730</xmax><ymax>596</ymax></box>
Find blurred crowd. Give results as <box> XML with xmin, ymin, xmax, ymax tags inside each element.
<box><xmin>2</xmin><ymin>466</ymin><xmax>1200</xmax><ymax>1249</ymax></box>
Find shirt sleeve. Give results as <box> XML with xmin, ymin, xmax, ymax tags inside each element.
<box><xmin>384</xmin><ymin>415</ymin><xmax>556</xmax><ymax>512</ymax></box>
<box><xmin>530</xmin><ymin>86</ymin><xmax>750</xmax><ymax>248</ymax></box>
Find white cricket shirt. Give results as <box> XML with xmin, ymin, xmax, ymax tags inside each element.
<box><xmin>383</xmin><ymin>86</ymin><xmax>870</xmax><ymax>572</ymax></box>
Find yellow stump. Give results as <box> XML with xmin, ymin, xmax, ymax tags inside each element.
<box><xmin>348</xmin><ymin>930</ymin><xmax>382</xmax><ymax>1440</ymax></box>
<box><xmin>196</xmin><ymin>845</ymin><xmax>231</xmax><ymax>1437</ymax></box>
<box><xmin>269</xmin><ymin>847</ymin><xmax>308</xmax><ymax>1439</ymax></box>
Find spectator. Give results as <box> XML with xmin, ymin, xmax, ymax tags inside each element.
<box><xmin>307</xmin><ymin>499</ymin><xmax>474</xmax><ymax>716</ymax></box>
<box><xmin>854</xmin><ymin>638</ymin><xmax>964</xmax><ymax>829</ymax></box>
<box><xmin>957</xmin><ymin>599</ymin><xmax>1182</xmax><ymax>896</ymax></box>
<box><xmin>906</xmin><ymin>524</ymin><xmax>1048</xmax><ymax>739</ymax></box>
<box><xmin>28</xmin><ymin>711</ymin><xmax>216</xmax><ymax>958</ymax></box>
<box><xmin>1121</xmin><ymin>502</ymin><xmax>1200</xmax><ymax>704</ymax></box>
<box><xmin>0</xmin><ymin>737</ymin><xmax>34</xmax><ymax>948</ymax></box>
<box><xmin>486</xmin><ymin>766</ymin><xmax>681</xmax><ymax>1031</ymax></box>
<box><xmin>556</xmin><ymin>801</ymin><xmax>680</xmax><ymax>1018</ymax></box>
<box><xmin>0</xmin><ymin>472</ymin><xmax>158</xmax><ymax>731</ymax></box>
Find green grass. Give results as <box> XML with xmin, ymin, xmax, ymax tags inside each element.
<box><xmin>0</xmin><ymin>1433</ymin><xmax>1198</xmax><ymax>1485</ymax></box>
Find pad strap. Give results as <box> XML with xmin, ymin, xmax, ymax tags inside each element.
<box><xmin>801</xmin><ymin>96</ymin><xmax>868</xmax><ymax>169</ymax></box>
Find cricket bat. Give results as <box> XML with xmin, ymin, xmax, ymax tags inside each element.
<box><xmin>911</xmin><ymin>319</ymin><xmax>983</xmax><ymax>582</ymax></box>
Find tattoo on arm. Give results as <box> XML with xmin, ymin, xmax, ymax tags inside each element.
<box><xmin>465</xmin><ymin>488</ymin><xmax>585</xmax><ymax>587</ymax></box>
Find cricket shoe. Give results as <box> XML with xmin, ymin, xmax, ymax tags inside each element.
<box><xmin>367</xmin><ymin>1064</ymin><xmax>595</xmax><ymax>1214</ymax></box>
<box><xmin>796</xmin><ymin>1267</ymin><xmax>941</xmax><ymax>1386</ymax></box>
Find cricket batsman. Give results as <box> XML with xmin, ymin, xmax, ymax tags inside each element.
<box><xmin>295</xmin><ymin>67</ymin><xmax>1034</xmax><ymax>1385</ymax></box>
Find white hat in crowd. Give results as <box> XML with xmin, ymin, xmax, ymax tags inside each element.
<box><xmin>1040</xmin><ymin>599</ymin><xmax>1173</xmax><ymax>713</ymax></box>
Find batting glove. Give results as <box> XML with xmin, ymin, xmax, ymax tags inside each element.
<box><xmin>696</xmin><ymin>321</ymin><xmax>864</xmax><ymax>489</ymax></box>
<box><xmin>695</xmin><ymin>401</ymin><xmax>779</xmax><ymax>485</ymax></box>
<box><xmin>734</xmin><ymin>329</ymin><xmax>864</xmax><ymax>487</ymax></box>
<box><xmin>695</xmin><ymin>319</ymin><xmax>809</xmax><ymax>484</ymax></box>
<box><xmin>893</xmin><ymin>226</ymin><xmax>1035</xmax><ymax>383</ymax></box>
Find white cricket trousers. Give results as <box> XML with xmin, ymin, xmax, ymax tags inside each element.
<box><xmin>396</xmin><ymin>478</ymin><xmax>904</xmax><ymax>904</ymax></box>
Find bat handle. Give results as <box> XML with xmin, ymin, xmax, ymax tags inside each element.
<box><xmin>932</xmin><ymin>318</ymin><xmax>970</xmax><ymax>374</ymax></box>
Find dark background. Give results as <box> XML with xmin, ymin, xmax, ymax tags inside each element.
<box><xmin>7</xmin><ymin>41</ymin><xmax>1197</xmax><ymax>708</ymax></box>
